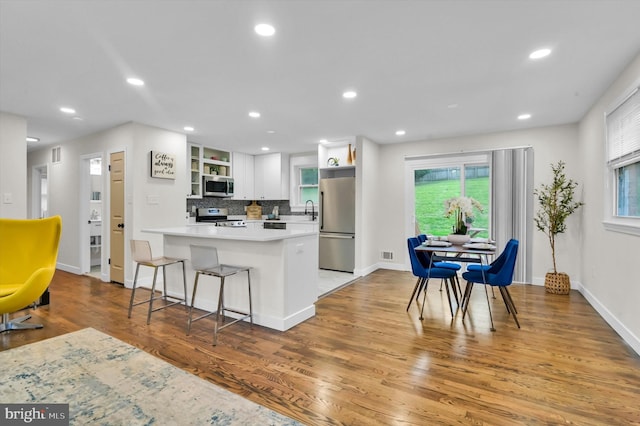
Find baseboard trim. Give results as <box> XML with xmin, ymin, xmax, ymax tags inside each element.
<box><xmin>578</xmin><ymin>285</ymin><xmax>640</xmax><ymax>356</ymax></box>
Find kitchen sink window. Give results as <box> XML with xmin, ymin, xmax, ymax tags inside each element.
<box><xmin>298</xmin><ymin>167</ymin><xmax>319</xmax><ymax>202</ymax></box>
<box><xmin>289</xmin><ymin>153</ymin><xmax>318</xmax><ymax>212</ymax></box>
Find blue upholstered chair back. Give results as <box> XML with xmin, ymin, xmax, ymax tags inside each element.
<box><xmin>413</xmin><ymin>235</ymin><xmax>432</xmax><ymax>267</ymax></box>
<box><xmin>485</xmin><ymin>239</ymin><xmax>519</xmax><ymax>286</ymax></box>
<box><xmin>489</xmin><ymin>239</ymin><xmax>518</xmax><ymax>270</ymax></box>
<box><xmin>407</xmin><ymin>237</ymin><xmax>456</xmax><ymax>279</ymax></box>
<box><xmin>407</xmin><ymin>237</ymin><xmax>426</xmax><ymax>276</ymax></box>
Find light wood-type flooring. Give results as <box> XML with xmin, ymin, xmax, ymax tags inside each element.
<box><xmin>2</xmin><ymin>270</ymin><xmax>639</xmax><ymax>425</ymax></box>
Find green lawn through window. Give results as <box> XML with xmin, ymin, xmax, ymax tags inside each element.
<box><xmin>415</xmin><ymin>177</ymin><xmax>489</xmax><ymax>237</ymax></box>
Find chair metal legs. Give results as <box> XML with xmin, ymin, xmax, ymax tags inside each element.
<box><xmin>414</xmin><ymin>277</ymin><xmax>458</xmax><ymax>320</ymax></box>
<box><xmin>499</xmin><ymin>287</ymin><xmax>520</xmax><ymax>328</ymax></box>
<box><xmin>0</xmin><ymin>313</ymin><xmax>43</xmax><ymax>333</ymax></box>
<box><xmin>407</xmin><ymin>277</ymin><xmax>424</xmax><ymax>311</ymax></box>
<box><xmin>187</xmin><ymin>269</ymin><xmax>253</xmax><ymax>346</ymax></box>
<box><xmin>462</xmin><ymin>282</ymin><xmax>520</xmax><ymax>331</ymax></box>
<box><xmin>128</xmin><ymin>261</ymin><xmax>187</xmax><ymax>325</ymax></box>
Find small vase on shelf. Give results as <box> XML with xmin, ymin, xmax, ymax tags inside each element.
<box><xmin>347</xmin><ymin>144</ymin><xmax>353</xmax><ymax>165</ymax></box>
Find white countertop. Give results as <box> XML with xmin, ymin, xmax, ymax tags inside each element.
<box><xmin>142</xmin><ymin>225</ymin><xmax>317</xmax><ymax>241</ymax></box>
<box><xmin>232</xmin><ymin>215</ymin><xmax>318</xmax><ymax>224</ymax></box>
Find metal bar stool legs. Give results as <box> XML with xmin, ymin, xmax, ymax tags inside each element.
<box><xmin>187</xmin><ymin>245</ymin><xmax>253</xmax><ymax>346</ymax></box>
<box><xmin>128</xmin><ymin>240</ymin><xmax>187</xmax><ymax>325</ymax></box>
<box><xmin>188</xmin><ymin>269</ymin><xmax>253</xmax><ymax>346</ymax></box>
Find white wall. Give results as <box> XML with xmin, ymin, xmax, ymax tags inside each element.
<box><xmin>355</xmin><ymin>136</ymin><xmax>382</xmax><ymax>276</ymax></box>
<box><xmin>0</xmin><ymin>112</ymin><xmax>27</xmax><ymax>218</ymax></box>
<box><xmin>372</xmin><ymin>123</ymin><xmax>582</xmax><ymax>286</ymax></box>
<box><xmin>27</xmin><ymin>122</ymin><xmax>187</xmax><ymax>285</ymax></box>
<box><xmin>577</xmin><ymin>54</ymin><xmax>640</xmax><ymax>353</ymax></box>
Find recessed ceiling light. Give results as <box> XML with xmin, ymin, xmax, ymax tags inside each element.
<box><xmin>60</xmin><ymin>107</ymin><xmax>76</xmax><ymax>114</ymax></box>
<box><xmin>395</xmin><ymin>130</ymin><xmax>406</xmax><ymax>136</ymax></box>
<box><xmin>518</xmin><ymin>114</ymin><xmax>532</xmax><ymax>120</ymax></box>
<box><xmin>342</xmin><ymin>91</ymin><xmax>357</xmax><ymax>99</ymax></box>
<box><xmin>126</xmin><ymin>77</ymin><xmax>145</xmax><ymax>86</ymax></box>
<box><xmin>184</xmin><ymin>126</ymin><xmax>195</xmax><ymax>132</ymax></box>
<box><xmin>529</xmin><ymin>48</ymin><xmax>551</xmax><ymax>59</ymax></box>
<box><xmin>447</xmin><ymin>103</ymin><xmax>459</xmax><ymax>109</ymax></box>
<box><xmin>26</xmin><ymin>136</ymin><xmax>40</xmax><ymax>142</ymax></box>
<box><xmin>261</xmin><ymin>146</ymin><xmax>270</xmax><ymax>151</ymax></box>
<box><xmin>249</xmin><ymin>111</ymin><xmax>261</xmax><ymax>118</ymax></box>
<box><xmin>72</xmin><ymin>116</ymin><xmax>83</xmax><ymax>121</ymax></box>
<box><xmin>255</xmin><ymin>24</ymin><xmax>275</xmax><ymax>37</ymax></box>
<box><xmin>266</xmin><ymin>130</ymin><xmax>276</xmax><ymax>134</ymax></box>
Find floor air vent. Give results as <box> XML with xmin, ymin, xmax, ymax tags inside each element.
<box><xmin>381</xmin><ymin>251</ymin><xmax>394</xmax><ymax>261</ymax></box>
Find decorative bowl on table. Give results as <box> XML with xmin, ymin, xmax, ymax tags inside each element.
<box><xmin>447</xmin><ymin>234</ymin><xmax>471</xmax><ymax>245</ymax></box>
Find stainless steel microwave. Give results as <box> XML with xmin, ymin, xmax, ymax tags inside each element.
<box><xmin>203</xmin><ymin>175</ymin><xmax>234</xmax><ymax>197</ymax></box>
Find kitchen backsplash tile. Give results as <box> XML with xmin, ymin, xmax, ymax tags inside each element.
<box><xmin>186</xmin><ymin>199</ymin><xmax>299</xmax><ymax>217</ymax></box>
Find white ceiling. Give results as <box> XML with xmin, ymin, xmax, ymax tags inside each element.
<box><xmin>1</xmin><ymin>0</ymin><xmax>640</xmax><ymax>154</ymax></box>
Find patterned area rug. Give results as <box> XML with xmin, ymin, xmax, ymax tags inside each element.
<box><xmin>0</xmin><ymin>328</ymin><xmax>302</xmax><ymax>425</ymax></box>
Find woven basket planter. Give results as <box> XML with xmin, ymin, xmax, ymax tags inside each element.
<box><xmin>545</xmin><ymin>272</ymin><xmax>571</xmax><ymax>295</ymax></box>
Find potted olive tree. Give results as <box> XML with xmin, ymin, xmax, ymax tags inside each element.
<box><xmin>534</xmin><ymin>161</ymin><xmax>584</xmax><ymax>294</ymax></box>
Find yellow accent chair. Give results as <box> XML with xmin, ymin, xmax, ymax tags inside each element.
<box><xmin>0</xmin><ymin>216</ymin><xmax>62</xmax><ymax>332</ymax></box>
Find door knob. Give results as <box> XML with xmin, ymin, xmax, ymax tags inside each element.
<box><xmin>117</xmin><ymin>223</ymin><xmax>124</xmax><ymax>228</ymax></box>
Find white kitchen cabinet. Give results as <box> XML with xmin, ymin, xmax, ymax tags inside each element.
<box><xmin>232</xmin><ymin>152</ymin><xmax>254</xmax><ymax>200</ymax></box>
<box><xmin>202</xmin><ymin>147</ymin><xmax>232</xmax><ymax>177</ymax></box>
<box><xmin>187</xmin><ymin>143</ymin><xmax>233</xmax><ymax>199</ymax></box>
<box><xmin>287</xmin><ymin>222</ymin><xmax>319</xmax><ymax>232</ymax></box>
<box><xmin>254</xmin><ymin>153</ymin><xmax>290</xmax><ymax>200</ymax></box>
<box><xmin>187</xmin><ymin>143</ymin><xmax>202</xmax><ymax>198</ymax></box>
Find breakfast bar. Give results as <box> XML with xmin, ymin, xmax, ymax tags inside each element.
<box><xmin>142</xmin><ymin>225</ymin><xmax>319</xmax><ymax>331</ymax></box>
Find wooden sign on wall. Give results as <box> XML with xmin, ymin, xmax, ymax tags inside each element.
<box><xmin>150</xmin><ymin>151</ymin><xmax>176</xmax><ymax>179</ymax></box>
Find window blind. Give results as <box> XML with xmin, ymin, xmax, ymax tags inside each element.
<box><xmin>606</xmin><ymin>86</ymin><xmax>640</xmax><ymax>166</ymax></box>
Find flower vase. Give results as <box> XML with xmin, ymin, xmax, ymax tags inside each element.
<box><xmin>347</xmin><ymin>143</ymin><xmax>353</xmax><ymax>165</ymax></box>
<box><xmin>447</xmin><ymin>234</ymin><xmax>470</xmax><ymax>245</ymax></box>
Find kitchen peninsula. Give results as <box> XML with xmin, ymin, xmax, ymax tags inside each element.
<box><xmin>143</xmin><ymin>225</ymin><xmax>318</xmax><ymax>331</ymax></box>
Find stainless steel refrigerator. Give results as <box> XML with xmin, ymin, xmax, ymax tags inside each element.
<box><xmin>319</xmin><ymin>177</ymin><xmax>355</xmax><ymax>272</ymax></box>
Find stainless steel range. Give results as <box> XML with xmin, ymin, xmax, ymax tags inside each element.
<box><xmin>195</xmin><ymin>208</ymin><xmax>246</xmax><ymax>227</ymax></box>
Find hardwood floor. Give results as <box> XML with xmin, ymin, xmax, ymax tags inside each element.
<box><xmin>2</xmin><ymin>269</ymin><xmax>639</xmax><ymax>425</ymax></box>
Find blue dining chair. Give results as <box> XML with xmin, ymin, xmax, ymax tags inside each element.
<box><xmin>406</xmin><ymin>237</ymin><xmax>458</xmax><ymax>319</ymax></box>
<box><xmin>461</xmin><ymin>239</ymin><xmax>520</xmax><ymax>331</ymax></box>
<box><xmin>416</xmin><ymin>234</ymin><xmax>462</xmax><ymax>295</ymax></box>
<box><xmin>466</xmin><ymin>239</ymin><xmax>518</xmax><ymax>273</ymax></box>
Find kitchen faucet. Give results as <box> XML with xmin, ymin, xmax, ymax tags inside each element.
<box><xmin>305</xmin><ymin>200</ymin><xmax>317</xmax><ymax>221</ymax></box>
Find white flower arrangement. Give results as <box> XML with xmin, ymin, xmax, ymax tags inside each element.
<box><xmin>444</xmin><ymin>196</ymin><xmax>483</xmax><ymax>234</ymax></box>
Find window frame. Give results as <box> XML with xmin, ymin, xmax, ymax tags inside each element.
<box><xmin>405</xmin><ymin>153</ymin><xmax>491</xmax><ymax>238</ymax></box>
<box><xmin>289</xmin><ymin>153</ymin><xmax>318</xmax><ymax>212</ymax></box>
<box><xmin>603</xmin><ymin>79</ymin><xmax>640</xmax><ymax>236</ymax></box>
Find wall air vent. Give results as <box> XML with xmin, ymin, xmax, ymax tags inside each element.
<box><xmin>381</xmin><ymin>251</ymin><xmax>394</xmax><ymax>261</ymax></box>
<box><xmin>51</xmin><ymin>146</ymin><xmax>61</xmax><ymax>164</ymax></box>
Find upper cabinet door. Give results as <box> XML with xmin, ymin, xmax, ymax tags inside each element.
<box><xmin>254</xmin><ymin>153</ymin><xmax>289</xmax><ymax>200</ymax></box>
<box><xmin>232</xmin><ymin>152</ymin><xmax>254</xmax><ymax>200</ymax></box>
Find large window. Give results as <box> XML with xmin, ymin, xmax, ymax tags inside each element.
<box><xmin>605</xmin><ymin>83</ymin><xmax>640</xmax><ymax>232</ymax></box>
<box><xmin>411</xmin><ymin>155</ymin><xmax>490</xmax><ymax>238</ymax></box>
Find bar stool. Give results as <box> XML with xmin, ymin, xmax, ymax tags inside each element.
<box><xmin>128</xmin><ymin>240</ymin><xmax>187</xmax><ymax>324</ymax></box>
<box><xmin>187</xmin><ymin>244</ymin><xmax>253</xmax><ymax>345</ymax></box>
